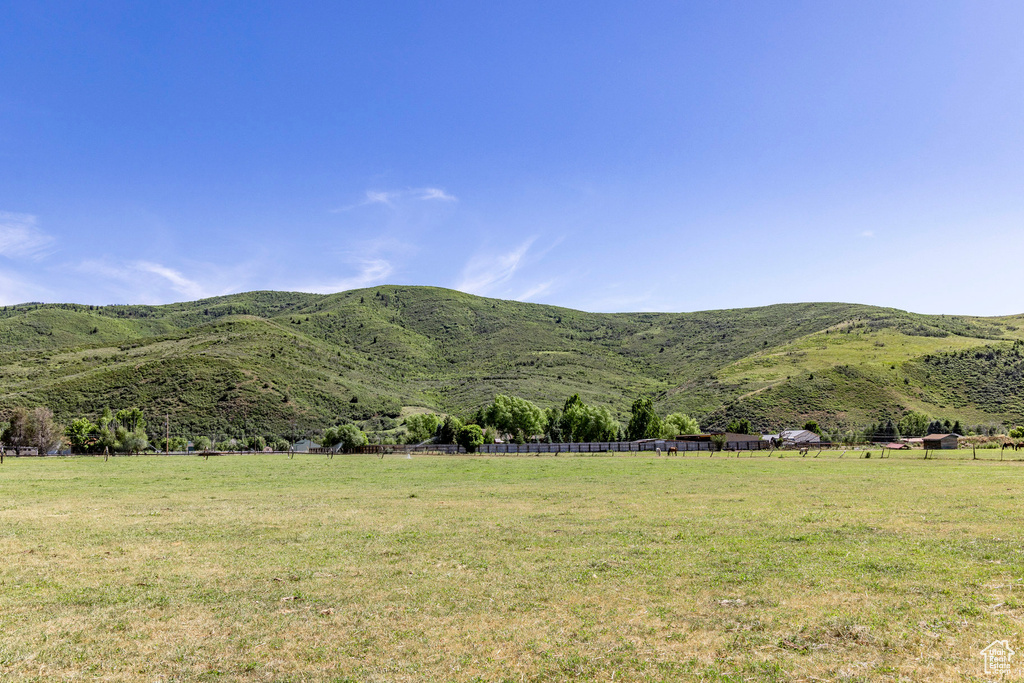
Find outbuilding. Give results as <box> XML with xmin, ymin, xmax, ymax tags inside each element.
<box><xmin>674</xmin><ymin>433</ymin><xmax>770</xmax><ymax>450</ymax></box>
<box><xmin>922</xmin><ymin>433</ymin><xmax>960</xmax><ymax>450</ymax></box>
<box><xmin>779</xmin><ymin>429</ymin><xmax>821</xmax><ymax>446</ymax></box>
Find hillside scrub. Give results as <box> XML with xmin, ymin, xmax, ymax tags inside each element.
<box><xmin>2</xmin><ymin>287</ymin><xmax>1024</xmax><ymax>435</ymax></box>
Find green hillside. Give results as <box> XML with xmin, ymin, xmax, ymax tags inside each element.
<box><xmin>2</xmin><ymin>286</ymin><xmax>1023</xmax><ymax>439</ymax></box>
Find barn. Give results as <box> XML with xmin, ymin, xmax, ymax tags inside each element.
<box><xmin>674</xmin><ymin>433</ymin><xmax>770</xmax><ymax>450</ymax></box>
<box><xmin>922</xmin><ymin>433</ymin><xmax>960</xmax><ymax>450</ymax></box>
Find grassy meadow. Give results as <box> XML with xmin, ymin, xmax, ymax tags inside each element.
<box><xmin>2</xmin><ymin>451</ymin><xmax>1023</xmax><ymax>681</ymax></box>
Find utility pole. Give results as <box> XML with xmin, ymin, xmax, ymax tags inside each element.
<box><xmin>165</xmin><ymin>414</ymin><xmax>170</xmax><ymax>455</ymax></box>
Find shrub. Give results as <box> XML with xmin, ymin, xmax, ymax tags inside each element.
<box><xmin>456</xmin><ymin>424</ymin><xmax>484</xmax><ymax>453</ymax></box>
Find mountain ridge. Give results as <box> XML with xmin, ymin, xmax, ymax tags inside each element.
<box><xmin>2</xmin><ymin>286</ymin><xmax>1022</xmax><ymax>439</ymax></box>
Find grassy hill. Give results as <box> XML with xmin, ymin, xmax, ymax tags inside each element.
<box><xmin>2</xmin><ymin>286</ymin><xmax>1023</xmax><ymax>440</ymax></box>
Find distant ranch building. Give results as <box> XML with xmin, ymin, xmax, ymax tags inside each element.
<box><xmin>675</xmin><ymin>433</ymin><xmax>770</xmax><ymax>450</ymax></box>
<box><xmin>922</xmin><ymin>433</ymin><xmax>960</xmax><ymax>450</ymax></box>
<box><xmin>779</xmin><ymin>429</ymin><xmax>821</xmax><ymax>446</ymax></box>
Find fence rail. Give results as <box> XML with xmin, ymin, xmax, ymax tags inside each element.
<box><xmin>352</xmin><ymin>439</ymin><xmax>728</xmax><ymax>455</ymax></box>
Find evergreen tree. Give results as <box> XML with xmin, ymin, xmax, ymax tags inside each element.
<box><xmin>627</xmin><ymin>398</ymin><xmax>661</xmax><ymax>440</ymax></box>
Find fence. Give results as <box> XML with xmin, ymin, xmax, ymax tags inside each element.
<box><xmin>352</xmin><ymin>439</ymin><xmax>720</xmax><ymax>455</ymax></box>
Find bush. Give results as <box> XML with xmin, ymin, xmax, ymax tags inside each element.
<box><xmin>404</xmin><ymin>413</ymin><xmax>442</xmax><ymax>444</ymax></box>
<box><xmin>335</xmin><ymin>423</ymin><xmax>368</xmax><ymax>452</ymax></box>
<box><xmin>437</xmin><ymin>416</ymin><xmax>463</xmax><ymax>444</ymax></box>
<box><xmin>456</xmin><ymin>424</ymin><xmax>484</xmax><ymax>453</ymax></box>
<box><xmin>246</xmin><ymin>435</ymin><xmax>267</xmax><ymax>452</ymax></box>
<box><xmin>116</xmin><ymin>427</ymin><xmax>148</xmax><ymax>454</ymax></box>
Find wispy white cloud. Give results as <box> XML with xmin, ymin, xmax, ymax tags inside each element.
<box><xmin>457</xmin><ymin>237</ymin><xmax>536</xmax><ymax>296</ymax></box>
<box><xmin>71</xmin><ymin>259</ymin><xmax>235</xmax><ymax>304</ymax></box>
<box><xmin>133</xmin><ymin>261</ymin><xmax>209</xmax><ymax>299</ymax></box>
<box><xmin>0</xmin><ymin>270</ymin><xmax>51</xmax><ymax>305</ymax></box>
<box><xmin>574</xmin><ymin>289</ymin><xmax>658</xmax><ymax>313</ymax></box>
<box><xmin>364</xmin><ymin>190</ymin><xmax>398</xmax><ymax>206</ymax></box>
<box><xmin>334</xmin><ymin>187</ymin><xmax>457</xmax><ymax>212</ymax></box>
<box><xmin>303</xmin><ymin>258</ymin><xmax>394</xmax><ymax>294</ymax></box>
<box><xmin>518</xmin><ymin>280</ymin><xmax>554</xmax><ymax>302</ymax></box>
<box><xmin>0</xmin><ymin>211</ymin><xmax>54</xmax><ymax>259</ymax></box>
<box><xmin>416</xmin><ymin>187</ymin><xmax>457</xmax><ymax>201</ymax></box>
<box><xmin>860</xmin><ymin>230</ymin><xmax>874</xmax><ymax>238</ymax></box>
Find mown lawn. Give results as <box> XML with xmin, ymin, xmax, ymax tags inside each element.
<box><xmin>1</xmin><ymin>452</ymin><xmax>1022</xmax><ymax>681</ymax></box>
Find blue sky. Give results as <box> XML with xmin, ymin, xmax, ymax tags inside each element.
<box><xmin>2</xmin><ymin>1</ymin><xmax>1023</xmax><ymax>314</ymax></box>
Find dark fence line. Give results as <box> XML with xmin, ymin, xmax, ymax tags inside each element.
<box><xmin>353</xmin><ymin>439</ymin><xmax>739</xmax><ymax>455</ymax></box>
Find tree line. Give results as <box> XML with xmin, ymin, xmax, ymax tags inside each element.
<box><xmin>3</xmin><ymin>396</ymin><xmax>1022</xmax><ymax>457</ymax></box>
<box><xmin>398</xmin><ymin>394</ymin><xmax>703</xmax><ymax>452</ymax></box>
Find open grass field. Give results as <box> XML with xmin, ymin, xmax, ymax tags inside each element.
<box><xmin>2</xmin><ymin>452</ymin><xmax>1023</xmax><ymax>682</ymax></box>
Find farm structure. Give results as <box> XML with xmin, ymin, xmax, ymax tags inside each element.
<box><xmin>673</xmin><ymin>433</ymin><xmax>770</xmax><ymax>451</ymax></box>
<box><xmin>2</xmin><ymin>446</ymin><xmax>40</xmax><ymax>456</ymax></box>
<box><xmin>922</xmin><ymin>433</ymin><xmax>960</xmax><ymax>450</ymax></box>
<box><xmin>779</xmin><ymin>429</ymin><xmax>821</xmax><ymax>446</ymax></box>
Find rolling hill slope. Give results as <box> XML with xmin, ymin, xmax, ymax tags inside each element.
<box><xmin>2</xmin><ymin>286</ymin><xmax>1023</xmax><ymax>439</ymax></box>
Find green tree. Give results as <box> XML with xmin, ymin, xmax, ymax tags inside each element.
<box><xmin>897</xmin><ymin>411</ymin><xmax>930</xmax><ymax>438</ymax></box>
<box><xmin>321</xmin><ymin>426</ymin><xmax>343</xmax><ymax>448</ymax></box>
<box><xmin>246</xmin><ymin>435</ymin><xmax>267</xmax><ymax>452</ymax></box>
<box><xmin>543</xmin><ymin>407</ymin><xmax>565</xmax><ymax>442</ymax></box>
<box><xmin>336</xmin><ymin>423</ymin><xmax>368</xmax><ymax>452</ymax></box>
<box><xmin>437</xmin><ymin>416</ymin><xmax>463</xmax><ymax>444</ymax></box>
<box><xmin>482</xmin><ymin>395</ymin><xmax>545</xmax><ymax>441</ymax></box>
<box><xmin>627</xmin><ymin>398</ymin><xmax>661</xmax><ymax>440</ymax></box>
<box><xmin>803</xmin><ymin>421</ymin><xmax>821</xmax><ymax>435</ymax></box>
<box><xmin>456</xmin><ymin>424</ymin><xmax>484</xmax><ymax>453</ymax></box>
<box><xmin>482</xmin><ymin>426</ymin><xmax>497</xmax><ymax>444</ymax></box>
<box><xmin>193</xmin><ymin>436</ymin><xmax>213</xmax><ymax>451</ymax></box>
<box><xmin>663</xmin><ymin>412</ymin><xmax>700</xmax><ymax>437</ymax></box>
<box><xmin>726</xmin><ymin>418</ymin><xmax>752</xmax><ymax>434</ymax></box>
<box><xmin>562</xmin><ymin>400</ymin><xmax>618</xmax><ymax>442</ymax></box>
<box><xmin>404</xmin><ymin>413</ymin><xmax>442</xmax><ymax>444</ymax></box>
<box><xmin>97</xmin><ymin>407</ymin><xmax>114</xmax><ymax>432</ymax></box>
<box><xmin>95</xmin><ymin>425</ymin><xmax>116</xmax><ymax>452</ymax></box>
<box><xmin>66</xmin><ymin>417</ymin><xmax>97</xmax><ymax>453</ymax></box>
<box><xmin>875</xmin><ymin>419</ymin><xmax>899</xmax><ymax>441</ymax></box>
<box><xmin>158</xmin><ymin>436</ymin><xmax>188</xmax><ymax>452</ymax></box>
<box><xmin>115</xmin><ymin>407</ymin><xmax>145</xmax><ymax>433</ymax></box>
<box><xmin>115</xmin><ymin>427</ymin><xmax>148</xmax><ymax>454</ymax></box>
